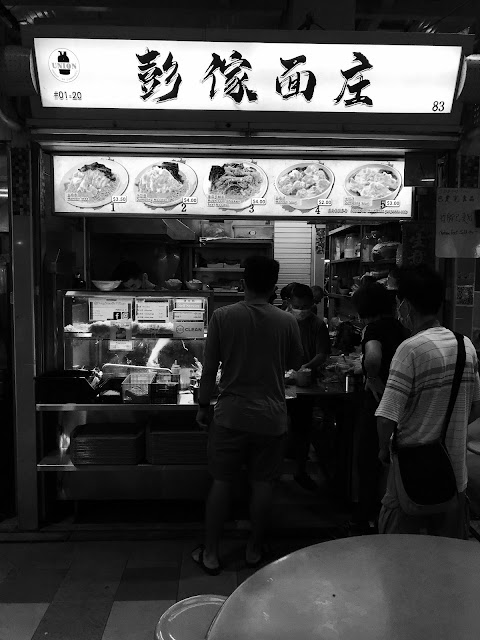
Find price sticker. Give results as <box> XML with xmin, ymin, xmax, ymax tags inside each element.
<box><xmin>251</xmin><ymin>198</ymin><xmax>266</xmax><ymax>206</ymax></box>
<box><xmin>384</xmin><ymin>200</ymin><xmax>400</xmax><ymax>207</ymax></box>
<box><xmin>317</xmin><ymin>199</ymin><xmax>332</xmax><ymax>206</ymax></box>
<box><xmin>182</xmin><ymin>196</ymin><xmax>198</xmax><ymax>205</ymax></box>
<box><xmin>112</xmin><ymin>195</ymin><xmax>127</xmax><ymax>204</ymax></box>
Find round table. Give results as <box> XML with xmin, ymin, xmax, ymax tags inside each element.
<box><xmin>207</xmin><ymin>535</ymin><xmax>480</xmax><ymax>640</ymax></box>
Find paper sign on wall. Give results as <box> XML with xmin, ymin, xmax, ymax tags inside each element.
<box><xmin>88</xmin><ymin>298</ymin><xmax>133</xmax><ymax>322</ymax></box>
<box><xmin>435</xmin><ymin>189</ymin><xmax>480</xmax><ymax>258</ymax></box>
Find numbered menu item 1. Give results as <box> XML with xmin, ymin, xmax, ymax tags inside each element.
<box><xmin>62</xmin><ymin>159</ymin><xmax>129</xmax><ymax>208</ymax></box>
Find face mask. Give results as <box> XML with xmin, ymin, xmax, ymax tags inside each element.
<box><xmin>397</xmin><ymin>298</ymin><xmax>413</xmax><ymax>331</ymax></box>
<box><xmin>290</xmin><ymin>308</ymin><xmax>312</xmax><ymax>321</ymax></box>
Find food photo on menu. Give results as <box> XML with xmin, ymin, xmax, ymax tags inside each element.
<box><xmin>61</xmin><ymin>158</ymin><xmax>129</xmax><ymax>208</ymax></box>
<box><xmin>275</xmin><ymin>161</ymin><xmax>335</xmax><ymax>210</ymax></box>
<box><xmin>134</xmin><ymin>160</ymin><xmax>198</xmax><ymax>208</ymax></box>
<box><xmin>204</xmin><ymin>161</ymin><xmax>268</xmax><ymax>209</ymax></box>
<box><xmin>344</xmin><ymin>163</ymin><xmax>402</xmax><ymax>201</ymax></box>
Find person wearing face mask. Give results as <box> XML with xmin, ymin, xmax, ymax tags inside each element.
<box><xmin>349</xmin><ymin>283</ymin><xmax>408</xmax><ymax>534</ymax></box>
<box><xmin>286</xmin><ymin>283</ymin><xmax>331</xmax><ymax>491</ymax></box>
<box><xmin>376</xmin><ymin>265</ymin><xmax>480</xmax><ymax>538</ymax></box>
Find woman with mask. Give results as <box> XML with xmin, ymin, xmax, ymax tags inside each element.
<box><xmin>286</xmin><ymin>284</ymin><xmax>331</xmax><ymax>491</ymax></box>
<box><xmin>350</xmin><ymin>282</ymin><xmax>408</xmax><ymax>533</ymax></box>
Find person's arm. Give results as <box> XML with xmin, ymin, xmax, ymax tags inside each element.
<box><xmin>363</xmin><ymin>339</ymin><xmax>385</xmax><ymax>402</ymax></box>
<box><xmin>287</xmin><ymin>320</ymin><xmax>304</xmax><ymax>372</ymax></box>
<box><xmin>375</xmin><ymin>344</ymin><xmax>413</xmax><ymax>460</ymax></box>
<box><xmin>302</xmin><ymin>321</ymin><xmax>330</xmax><ymax>370</ymax></box>
<box><xmin>196</xmin><ymin>313</ymin><xmax>221</xmax><ymax>428</ymax></box>
<box><xmin>468</xmin><ymin>348</ymin><xmax>480</xmax><ymax>424</ymax></box>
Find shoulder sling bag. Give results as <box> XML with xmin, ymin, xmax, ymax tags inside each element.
<box><xmin>391</xmin><ymin>331</ymin><xmax>466</xmax><ymax>516</ymax></box>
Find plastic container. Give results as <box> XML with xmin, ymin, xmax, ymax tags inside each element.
<box><xmin>296</xmin><ymin>368</ymin><xmax>312</xmax><ymax>387</ymax></box>
<box><xmin>344</xmin><ymin>235</ymin><xmax>359</xmax><ymax>259</ymax></box>
<box><xmin>122</xmin><ymin>371</ymin><xmax>156</xmax><ymax>404</ymax></box>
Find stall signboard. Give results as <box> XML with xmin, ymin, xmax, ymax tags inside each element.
<box><xmin>88</xmin><ymin>297</ymin><xmax>133</xmax><ymax>322</ymax></box>
<box><xmin>435</xmin><ymin>189</ymin><xmax>480</xmax><ymax>258</ymax></box>
<box><xmin>135</xmin><ymin>298</ymin><xmax>169</xmax><ymax>322</ymax></box>
<box><xmin>34</xmin><ymin>38</ymin><xmax>462</xmax><ymax>115</ymax></box>
<box><xmin>53</xmin><ymin>155</ymin><xmax>412</xmax><ymax>220</ymax></box>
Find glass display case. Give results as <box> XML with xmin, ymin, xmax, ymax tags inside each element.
<box><xmin>59</xmin><ymin>290</ymin><xmax>211</xmax><ymax>374</ymax></box>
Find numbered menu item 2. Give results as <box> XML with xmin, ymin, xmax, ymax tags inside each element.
<box><xmin>275</xmin><ymin>162</ymin><xmax>335</xmax><ymax>210</ymax></box>
<box><xmin>62</xmin><ymin>159</ymin><xmax>129</xmax><ymax>208</ymax></box>
<box><xmin>204</xmin><ymin>161</ymin><xmax>268</xmax><ymax>210</ymax></box>
<box><xmin>344</xmin><ymin>163</ymin><xmax>402</xmax><ymax>208</ymax></box>
<box><xmin>134</xmin><ymin>161</ymin><xmax>198</xmax><ymax>208</ymax></box>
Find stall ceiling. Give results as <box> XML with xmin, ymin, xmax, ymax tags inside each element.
<box><xmin>1</xmin><ymin>0</ymin><xmax>479</xmax><ymax>36</ymax></box>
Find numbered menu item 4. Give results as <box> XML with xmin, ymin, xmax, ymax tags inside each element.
<box><xmin>205</xmin><ymin>162</ymin><xmax>268</xmax><ymax>209</ymax></box>
<box><xmin>344</xmin><ymin>163</ymin><xmax>402</xmax><ymax>207</ymax></box>
<box><xmin>134</xmin><ymin>161</ymin><xmax>198</xmax><ymax>207</ymax></box>
<box><xmin>275</xmin><ymin>162</ymin><xmax>335</xmax><ymax>210</ymax></box>
<box><xmin>62</xmin><ymin>159</ymin><xmax>129</xmax><ymax>208</ymax></box>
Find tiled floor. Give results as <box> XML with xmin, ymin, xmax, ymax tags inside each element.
<box><xmin>0</xmin><ymin>536</ymin><xmax>332</xmax><ymax>640</ymax></box>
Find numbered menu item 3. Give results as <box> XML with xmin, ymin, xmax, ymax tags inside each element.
<box><xmin>275</xmin><ymin>162</ymin><xmax>335</xmax><ymax>210</ymax></box>
<box><xmin>134</xmin><ymin>161</ymin><xmax>198</xmax><ymax>207</ymax></box>
<box><xmin>62</xmin><ymin>159</ymin><xmax>129</xmax><ymax>208</ymax></box>
<box><xmin>204</xmin><ymin>162</ymin><xmax>268</xmax><ymax>209</ymax></box>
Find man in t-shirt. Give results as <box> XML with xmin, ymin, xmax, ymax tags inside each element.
<box><xmin>194</xmin><ymin>256</ymin><xmax>304</xmax><ymax>573</ymax></box>
<box><xmin>376</xmin><ymin>265</ymin><xmax>480</xmax><ymax>538</ymax></box>
<box><xmin>287</xmin><ymin>283</ymin><xmax>331</xmax><ymax>491</ymax></box>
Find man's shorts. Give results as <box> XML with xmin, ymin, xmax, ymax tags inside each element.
<box><xmin>208</xmin><ymin>422</ymin><xmax>286</xmax><ymax>483</ymax></box>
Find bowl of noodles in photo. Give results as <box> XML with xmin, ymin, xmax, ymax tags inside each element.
<box><xmin>134</xmin><ymin>161</ymin><xmax>198</xmax><ymax>208</ymax></box>
<box><xmin>275</xmin><ymin>162</ymin><xmax>335</xmax><ymax>210</ymax></box>
<box><xmin>61</xmin><ymin>159</ymin><xmax>129</xmax><ymax>209</ymax></box>
<box><xmin>344</xmin><ymin>163</ymin><xmax>402</xmax><ymax>207</ymax></box>
<box><xmin>203</xmin><ymin>161</ymin><xmax>268</xmax><ymax>210</ymax></box>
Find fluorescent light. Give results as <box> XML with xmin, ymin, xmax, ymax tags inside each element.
<box><xmin>421</xmin><ymin>178</ymin><xmax>435</xmax><ymax>182</ymax></box>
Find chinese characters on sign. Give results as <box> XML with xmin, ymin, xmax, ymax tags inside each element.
<box><xmin>203</xmin><ymin>50</ymin><xmax>258</xmax><ymax>104</ymax></box>
<box><xmin>435</xmin><ymin>189</ymin><xmax>480</xmax><ymax>259</ymax></box>
<box><xmin>276</xmin><ymin>55</ymin><xmax>316</xmax><ymax>102</ymax></box>
<box><xmin>334</xmin><ymin>52</ymin><xmax>373</xmax><ymax>108</ymax></box>
<box><xmin>136</xmin><ymin>48</ymin><xmax>182</xmax><ymax>103</ymax></box>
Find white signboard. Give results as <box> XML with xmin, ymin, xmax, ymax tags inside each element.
<box><xmin>88</xmin><ymin>298</ymin><xmax>133</xmax><ymax>322</ymax></box>
<box><xmin>135</xmin><ymin>298</ymin><xmax>169</xmax><ymax>321</ymax></box>
<box><xmin>173</xmin><ymin>320</ymin><xmax>205</xmax><ymax>339</ymax></box>
<box><xmin>173</xmin><ymin>311</ymin><xmax>205</xmax><ymax>321</ymax></box>
<box><xmin>34</xmin><ymin>38</ymin><xmax>462</xmax><ymax>114</ymax></box>
<box><xmin>435</xmin><ymin>189</ymin><xmax>480</xmax><ymax>258</ymax></box>
<box><xmin>53</xmin><ymin>155</ymin><xmax>412</xmax><ymax>220</ymax></box>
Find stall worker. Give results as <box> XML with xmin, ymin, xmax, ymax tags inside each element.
<box><xmin>111</xmin><ymin>260</ymin><xmax>158</xmax><ymax>291</ymax></box>
<box><xmin>311</xmin><ymin>285</ymin><xmax>326</xmax><ymax>317</ymax></box>
<box><xmin>287</xmin><ymin>283</ymin><xmax>331</xmax><ymax>492</ymax></box>
<box><xmin>280</xmin><ymin>282</ymin><xmax>299</xmax><ymax>310</ymax></box>
<box><xmin>350</xmin><ymin>282</ymin><xmax>407</xmax><ymax>534</ymax></box>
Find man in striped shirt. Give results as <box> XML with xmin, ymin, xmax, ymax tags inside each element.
<box><xmin>376</xmin><ymin>266</ymin><xmax>480</xmax><ymax>538</ymax></box>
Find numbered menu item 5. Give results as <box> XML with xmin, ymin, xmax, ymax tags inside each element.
<box><xmin>344</xmin><ymin>164</ymin><xmax>402</xmax><ymax>204</ymax></box>
<box><xmin>62</xmin><ymin>159</ymin><xmax>129</xmax><ymax>208</ymax></box>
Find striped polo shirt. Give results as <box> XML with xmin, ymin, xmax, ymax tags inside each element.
<box><xmin>376</xmin><ymin>327</ymin><xmax>480</xmax><ymax>492</ymax></box>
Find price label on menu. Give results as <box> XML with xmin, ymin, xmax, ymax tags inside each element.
<box><xmin>135</xmin><ymin>298</ymin><xmax>169</xmax><ymax>321</ymax></box>
<box><xmin>317</xmin><ymin>199</ymin><xmax>332</xmax><ymax>206</ymax></box>
<box><xmin>384</xmin><ymin>200</ymin><xmax>401</xmax><ymax>207</ymax></box>
<box><xmin>112</xmin><ymin>195</ymin><xmax>127</xmax><ymax>204</ymax></box>
<box><xmin>182</xmin><ymin>196</ymin><xmax>198</xmax><ymax>205</ymax></box>
<box><xmin>89</xmin><ymin>298</ymin><xmax>132</xmax><ymax>322</ymax></box>
<box><xmin>251</xmin><ymin>198</ymin><xmax>266</xmax><ymax>206</ymax></box>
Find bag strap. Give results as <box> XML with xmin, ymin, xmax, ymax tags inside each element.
<box><xmin>441</xmin><ymin>332</ymin><xmax>466</xmax><ymax>444</ymax></box>
<box><xmin>392</xmin><ymin>330</ymin><xmax>466</xmax><ymax>451</ymax></box>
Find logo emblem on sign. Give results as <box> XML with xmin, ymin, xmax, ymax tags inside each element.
<box><xmin>48</xmin><ymin>49</ymin><xmax>80</xmax><ymax>83</ymax></box>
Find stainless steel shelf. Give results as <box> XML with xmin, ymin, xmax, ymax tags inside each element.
<box><xmin>330</xmin><ymin>258</ymin><xmax>360</xmax><ymax>264</ymax></box>
<box><xmin>37</xmin><ymin>452</ymin><xmax>207</xmax><ymax>472</ymax></box>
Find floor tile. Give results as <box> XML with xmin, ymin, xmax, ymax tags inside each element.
<box><xmin>102</xmin><ymin>600</ymin><xmax>174</xmax><ymax>640</ymax></box>
<box><xmin>0</xmin><ymin>603</ymin><xmax>49</xmax><ymax>640</ymax></box>
<box><xmin>0</xmin><ymin>567</ymin><xmax>69</xmax><ymax>603</ymax></box>
<box><xmin>127</xmin><ymin>540</ymin><xmax>183</xmax><ymax>568</ymax></box>
<box><xmin>114</xmin><ymin>566</ymin><xmax>179</xmax><ymax>601</ymax></box>
<box><xmin>177</xmin><ymin>542</ymin><xmax>237</xmax><ymax>600</ymax></box>
<box><xmin>31</xmin><ymin>598</ymin><xmax>113</xmax><ymax>640</ymax></box>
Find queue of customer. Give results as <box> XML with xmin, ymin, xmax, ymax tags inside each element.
<box><xmin>193</xmin><ymin>259</ymin><xmax>480</xmax><ymax>575</ymax></box>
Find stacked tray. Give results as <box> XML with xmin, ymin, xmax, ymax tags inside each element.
<box><xmin>146</xmin><ymin>424</ymin><xmax>207</xmax><ymax>465</ymax></box>
<box><xmin>70</xmin><ymin>423</ymin><xmax>145</xmax><ymax>465</ymax></box>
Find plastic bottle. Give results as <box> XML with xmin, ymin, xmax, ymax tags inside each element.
<box><xmin>171</xmin><ymin>360</ymin><xmax>181</xmax><ymax>385</ymax></box>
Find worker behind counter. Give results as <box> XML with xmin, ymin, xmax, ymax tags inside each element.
<box><xmin>111</xmin><ymin>260</ymin><xmax>158</xmax><ymax>291</ymax></box>
<box><xmin>286</xmin><ymin>283</ymin><xmax>331</xmax><ymax>492</ymax></box>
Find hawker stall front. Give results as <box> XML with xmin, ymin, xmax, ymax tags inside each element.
<box><xmin>9</xmin><ymin>25</ymin><xmax>473</xmax><ymax>530</ymax></box>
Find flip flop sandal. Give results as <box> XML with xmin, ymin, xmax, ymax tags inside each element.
<box><xmin>191</xmin><ymin>545</ymin><xmax>222</xmax><ymax>576</ymax></box>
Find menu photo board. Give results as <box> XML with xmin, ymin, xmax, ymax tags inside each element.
<box><xmin>53</xmin><ymin>155</ymin><xmax>412</xmax><ymax>220</ymax></box>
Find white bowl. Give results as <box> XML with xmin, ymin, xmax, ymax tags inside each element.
<box><xmin>92</xmin><ymin>280</ymin><xmax>122</xmax><ymax>291</ymax></box>
<box><xmin>185</xmin><ymin>281</ymin><xmax>204</xmax><ymax>291</ymax></box>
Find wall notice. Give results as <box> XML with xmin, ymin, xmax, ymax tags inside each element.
<box><xmin>435</xmin><ymin>189</ymin><xmax>480</xmax><ymax>258</ymax></box>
